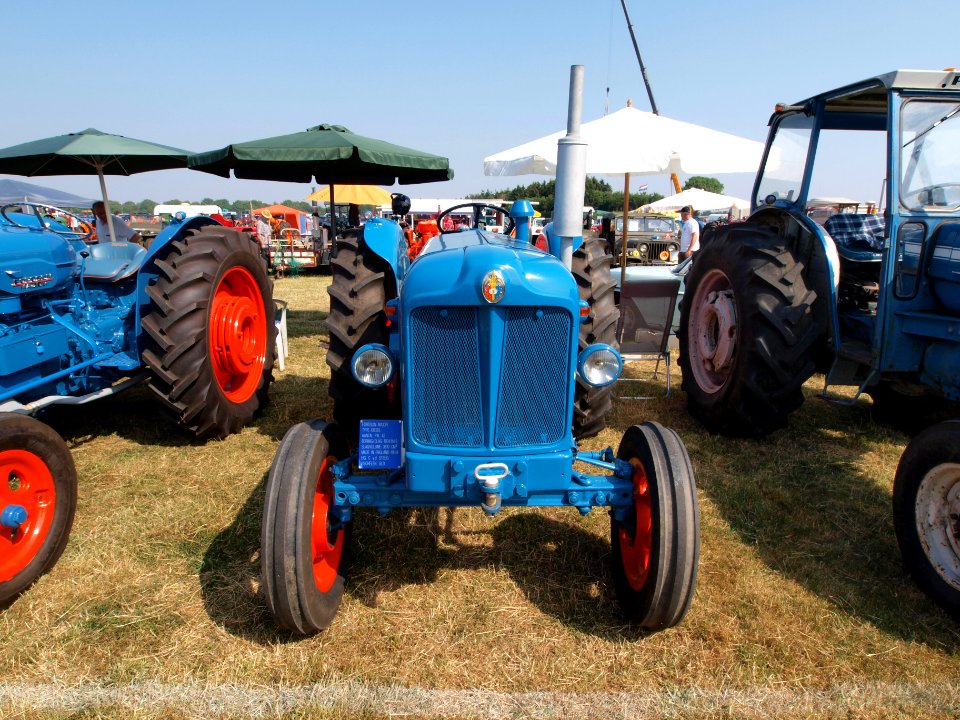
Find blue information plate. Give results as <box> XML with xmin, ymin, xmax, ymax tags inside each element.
<box><xmin>358</xmin><ymin>419</ymin><xmax>403</xmax><ymax>469</ymax></box>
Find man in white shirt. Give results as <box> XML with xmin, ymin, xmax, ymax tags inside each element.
<box><xmin>678</xmin><ymin>206</ymin><xmax>700</xmax><ymax>259</ymax></box>
<box><xmin>92</xmin><ymin>201</ymin><xmax>142</xmax><ymax>245</ymax></box>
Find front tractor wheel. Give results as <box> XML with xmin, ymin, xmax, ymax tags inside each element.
<box><xmin>893</xmin><ymin>421</ymin><xmax>960</xmax><ymax>619</ymax></box>
<box><xmin>0</xmin><ymin>414</ymin><xmax>77</xmax><ymax>607</ymax></box>
<box><xmin>678</xmin><ymin>226</ymin><xmax>819</xmax><ymax>437</ymax></box>
<box><xmin>142</xmin><ymin>225</ymin><xmax>275</xmax><ymax>439</ymax></box>
<box><xmin>611</xmin><ymin>422</ymin><xmax>699</xmax><ymax>630</ymax></box>
<box><xmin>261</xmin><ymin>421</ymin><xmax>351</xmax><ymax>634</ymax></box>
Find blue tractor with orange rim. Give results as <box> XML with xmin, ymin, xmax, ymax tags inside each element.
<box><xmin>0</xmin><ymin>204</ymin><xmax>274</xmax><ymax>606</ymax></box>
<box><xmin>259</xmin><ymin>66</ymin><xmax>700</xmax><ymax>634</ymax></box>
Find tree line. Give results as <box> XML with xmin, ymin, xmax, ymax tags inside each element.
<box><xmin>106</xmin><ymin>176</ymin><xmax>724</xmax><ymax>216</ymax></box>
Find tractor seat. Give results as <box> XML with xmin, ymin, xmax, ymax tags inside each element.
<box><xmin>82</xmin><ymin>242</ymin><xmax>147</xmax><ymax>282</ymax></box>
<box><xmin>824</xmin><ymin>214</ymin><xmax>884</xmax><ymax>262</ymax></box>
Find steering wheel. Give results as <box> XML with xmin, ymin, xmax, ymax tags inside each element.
<box><xmin>0</xmin><ymin>202</ymin><xmax>94</xmax><ymax>241</ymax></box>
<box><xmin>435</xmin><ymin>203</ymin><xmax>515</xmax><ymax>236</ymax></box>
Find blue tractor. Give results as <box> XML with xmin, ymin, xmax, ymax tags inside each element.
<box><xmin>678</xmin><ymin>70</ymin><xmax>960</xmax><ymax>618</ymax></box>
<box><xmin>0</xmin><ymin>205</ymin><xmax>274</xmax><ymax>606</ymax></box>
<box><xmin>259</xmin><ymin>70</ymin><xmax>700</xmax><ymax>634</ymax></box>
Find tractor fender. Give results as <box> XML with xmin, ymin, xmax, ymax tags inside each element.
<box><xmin>739</xmin><ymin>206</ymin><xmax>842</xmax><ymax>363</ymax></box>
<box><xmin>359</xmin><ymin>217</ymin><xmax>408</xmax><ymax>285</ymax></box>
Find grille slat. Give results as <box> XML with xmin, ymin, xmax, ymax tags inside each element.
<box><xmin>496</xmin><ymin>308</ymin><xmax>570</xmax><ymax>447</ymax></box>
<box><xmin>409</xmin><ymin>305</ymin><xmax>571</xmax><ymax>449</ymax></box>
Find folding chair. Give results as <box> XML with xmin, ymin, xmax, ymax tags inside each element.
<box><xmin>615</xmin><ymin>273</ymin><xmax>681</xmax><ymax>399</ymax></box>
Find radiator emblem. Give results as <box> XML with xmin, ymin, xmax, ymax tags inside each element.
<box><xmin>481</xmin><ymin>270</ymin><xmax>505</xmax><ymax>304</ymax></box>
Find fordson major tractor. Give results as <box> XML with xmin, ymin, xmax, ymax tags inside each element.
<box><xmin>260</xmin><ymin>67</ymin><xmax>700</xmax><ymax>634</ymax></box>
<box><xmin>0</xmin><ymin>206</ymin><xmax>274</xmax><ymax>606</ymax></box>
<box><xmin>678</xmin><ymin>69</ymin><xmax>960</xmax><ymax>618</ymax></box>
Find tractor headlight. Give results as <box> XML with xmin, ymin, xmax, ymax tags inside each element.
<box><xmin>352</xmin><ymin>344</ymin><xmax>396</xmax><ymax>387</ymax></box>
<box><xmin>639</xmin><ymin>243</ymin><xmax>649</xmax><ymax>255</ymax></box>
<box><xmin>668</xmin><ymin>243</ymin><xmax>678</xmax><ymax>252</ymax></box>
<box><xmin>577</xmin><ymin>344</ymin><xmax>622</xmax><ymax>387</ymax></box>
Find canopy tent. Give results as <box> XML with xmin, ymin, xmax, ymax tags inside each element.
<box><xmin>0</xmin><ymin>128</ymin><xmax>190</xmax><ymax>244</ymax></box>
<box><xmin>644</xmin><ymin>188</ymin><xmax>750</xmax><ymax>213</ymax></box>
<box><xmin>483</xmin><ymin>106</ymin><xmax>764</xmax><ymax>178</ymax></box>
<box><xmin>306</xmin><ymin>184</ymin><xmax>394</xmax><ymax>206</ymax></box>
<box><xmin>0</xmin><ymin>178</ymin><xmax>95</xmax><ymax>208</ymax></box>
<box><xmin>254</xmin><ymin>204</ymin><xmax>310</xmax><ymax>234</ymax></box>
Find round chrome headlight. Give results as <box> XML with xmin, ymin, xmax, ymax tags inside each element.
<box><xmin>639</xmin><ymin>243</ymin><xmax>649</xmax><ymax>254</ymax></box>
<box><xmin>577</xmin><ymin>344</ymin><xmax>622</xmax><ymax>387</ymax></box>
<box><xmin>351</xmin><ymin>344</ymin><xmax>396</xmax><ymax>387</ymax></box>
<box><xmin>668</xmin><ymin>243</ymin><xmax>678</xmax><ymax>252</ymax></box>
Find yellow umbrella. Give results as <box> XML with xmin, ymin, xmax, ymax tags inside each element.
<box><xmin>305</xmin><ymin>184</ymin><xmax>394</xmax><ymax>205</ymax></box>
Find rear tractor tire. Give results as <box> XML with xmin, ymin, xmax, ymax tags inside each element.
<box><xmin>326</xmin><ymin>231</ymin><xmax>399</xmax><ymax>434</ymax></box>
<box><xmin>678</xmin><ymin>225</ymin><xmax>820</xmax><ymax>437</ymax></box>
<box><xmin>261</xmin><ymin>420</ymin><xmax>351</xmax><ymax>634</ymax></box>
<box><xmin>610</xmin><ymin>421</ymin><xmax>699</xmax><ymax>630</ymax></box>
<box><xmin>0</xmin><ymin>414</ymin><xmax>77</xmax><ymax>607</ymax></box>
<box><xmin>142</xmin><ymin>225</ymin><xmax>275</xmax><ymax>439</ymax></box>
<box><xmin>572</xmin><ymin>235</ymin><xmax>618</xmax><ymax>439</ymax></box>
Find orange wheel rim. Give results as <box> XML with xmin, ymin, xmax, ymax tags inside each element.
<box><xmin>619</xmin><ymin>458</ymin><xmax>653</xmax><ymax>591</ymax></box>
<box><xmin>311</xmin><ymin>455</ymin><xmax>344</xmax><ymax>592</ymax></box>
<box><xmin>209</xmin><ymin>266</ymin><xmax>267</xmax><ymax>403</ymax></box>
<box><xmin>0</xmin><ymin>449</ymin><xmax>56</xmax><ymax>582</ymax></box>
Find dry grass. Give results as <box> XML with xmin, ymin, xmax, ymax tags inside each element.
<box><xmin>1</xmin><ymin>272</ymin><xmax>958</xmax><ymax>719</ymax></box>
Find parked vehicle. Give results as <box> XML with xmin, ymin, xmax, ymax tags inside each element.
<box><xmin>260</xmin><ymin>71</ymin><xmax>700</xmax><ymax>634</ymax></box>
<box><xmin>0</xmin><ymin>204</ymin><xmax>274</xmax><ymax>606</ymax></box>
<box><xmin>610</xmin><ymin>212</ymin><xmax>680</xmax><ymax>266</ymax></box>
<box><xmin>677</xmin><ymin>69</ymin><xmax>960</xmax><ymax>618</ymax></box>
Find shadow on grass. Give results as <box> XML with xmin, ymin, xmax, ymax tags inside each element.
<box><xmin>692</xmin><ymin>392</ymin><xmax>960</xmax><ymax>649</ymax></box>
<box><xmin>200</xmin><ymin>492</ymin><xmax>642</xmax><ymax>643</ymax></box>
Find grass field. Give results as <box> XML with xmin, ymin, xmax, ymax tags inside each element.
<box><xmin>1</xmin><ymin>273</ymin><xmax>958</xmax><ymax>719</ymax></box>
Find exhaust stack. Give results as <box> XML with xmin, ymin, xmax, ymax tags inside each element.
<box><xmin>552</xmin><ymin>65</ymin><xmax>588</xmax><ymax>270</ymax></box>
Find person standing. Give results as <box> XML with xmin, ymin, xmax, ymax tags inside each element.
<box><xmin>91</xmin><ymin>201</ymin><xmax>142</xmax><ymax>245</ymax></box>
<box><xmin>678</xmin><ymin>205</ymin><xmax>700</xmax><ymax>259</ymax></box>
<box><xmin>256</xmin><ymin>212</ymin><xmax>273</xmax><ymax>261</ymax></box>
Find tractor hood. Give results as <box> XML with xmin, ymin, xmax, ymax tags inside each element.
<box><xmin>0</xmin><ymin>217</ymin><xmax>77</xmax><ymax>307</ymax></box>
<box><xmin>401</xmin><ymin>229</ymin><xmax>580</xmax><ymax>310</ymax></box>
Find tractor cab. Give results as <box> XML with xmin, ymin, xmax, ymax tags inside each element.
<box><xmin>749</xmin><ymin>69</ymin><xmax>960</xmax><ymax>399</ymax></box>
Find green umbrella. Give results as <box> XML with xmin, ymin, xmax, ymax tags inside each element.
<box><xmin>0</xmin><ymin>128</ymin><xmax>191</xmax><ymax>243</ymax></box>
<box><xmin>189</xmin><ymin>124</ymin><xmax>452</xmax><ymax>216</ymax></box>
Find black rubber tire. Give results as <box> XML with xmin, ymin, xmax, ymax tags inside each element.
<box><xmin>572</xmin><ymin>235</ymin><xmax>618</xmax><ymax>439</ymax></box>
<box><xmin>261</xmin><ymin>420</ymin><xmax>351</xmax><ymax>634</ymax></box>
<box><xmin>678</xmin><ymin>224</ymin><xmax>820</xmax><ymax>437</ymax></box>
<box><xmin>142</xmin><ymin>225</ymin><xmax>275</xmax><ymax>439</ymax></box>
<box><xmin>0</xmin><ymin>414</ymin><xmax>77</xmax><ymax>607</ymax></box>
<box><xmin>326</xmin><ymin>230</ymin><xmax>399</xmax><ymax>435</ymax></box>
<box><xmin>892</xmin><ymin>420</ymin><xmax>960</xmax><ymax>619</ymax></box>
<box><xmin>610</xmin><ymin>421</ymin><xmax>699</xmax><ymax>630</ymax></box>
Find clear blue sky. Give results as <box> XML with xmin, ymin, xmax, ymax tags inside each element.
<box><xmin>4</xmin><ymin>0</ymin><xmax>954</xmax><ymax>206</ymax></box>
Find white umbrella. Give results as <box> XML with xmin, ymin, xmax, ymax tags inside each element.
<box><xmin>645</xmin><ymin>188</ymin><xmax>750</xmax><ymax>213</ymax></box>
<box><xmin>483</xmin><ymin>105</ymin><xmax>764</xmax><ymax>178</ymax></box>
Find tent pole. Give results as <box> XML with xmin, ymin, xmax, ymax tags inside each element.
<box><xmin>620</xmin><ymin>172</ymin><xmax>630</xmax><ymax>290</ymax></box>
<box><xmin>98</xmin><ymin>167</ymin><xmax>117</xmax><ymax>245</ymax></box>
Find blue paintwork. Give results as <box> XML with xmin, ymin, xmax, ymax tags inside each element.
<box><xmin>331</xmin><ymin>216</ymin><xmax>629</xmax><ymax>518</ymax></box>
<box><xmin>1</xmin><ymin>504</ymin><xmax>28</xmax><ymax>531</ymax></box>
<box><xmin>750</xmin><ymin>74</ymin><xmax>960</xmax><ymax>400</ymax></box>
<box><xmin>0</xmin><ymin>209</ymin><xmax>221</xmax><ymax>407</ymax></box>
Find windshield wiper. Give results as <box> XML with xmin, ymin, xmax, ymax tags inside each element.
<box><xmin>903</xmin><ymin>103</ymin><xmax>960</xmax><ymax>148</ymax></box>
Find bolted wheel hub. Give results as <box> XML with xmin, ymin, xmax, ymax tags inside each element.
<box><xmin>209</xmin><ymin>266</ymin><xmax>267</xmax><ymax>402</ymax></box>
<box><xmin>689</xmin><ymin>268</ymin><xmax>739</xmax><ymax>394</ymax></box>
<box><xmin>916</xmin><ymin>463</ymin><xmax>960</xmax><ymax>591</ymax></box>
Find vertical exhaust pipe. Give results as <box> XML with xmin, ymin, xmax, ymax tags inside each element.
<box><xmin>552</xmin><ymin>65</ymin><xmax>588</xmax><ymax>270</ymax></box>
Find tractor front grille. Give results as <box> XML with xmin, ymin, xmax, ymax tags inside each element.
<box><xmin>409</xmin><ymin>305</ymin><xmax>572</xmax><ymax>449</ymax></box>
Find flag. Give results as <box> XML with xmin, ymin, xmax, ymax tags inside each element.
<box><xmin>637</xmin><ymin>184</ymin><xmax>649</xmax><ymax>191</ymax></box>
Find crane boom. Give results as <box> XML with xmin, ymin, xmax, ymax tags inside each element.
<box><xmin>619</xmin><ymin>0</ymin><xmax>682</xmax><ymax>195</ymax></box>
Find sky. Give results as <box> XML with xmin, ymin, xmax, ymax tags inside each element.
<box><xmin>3</xmin><ymin>0</ymin><xmax>955</xmax><ymax>208</ymax></box>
